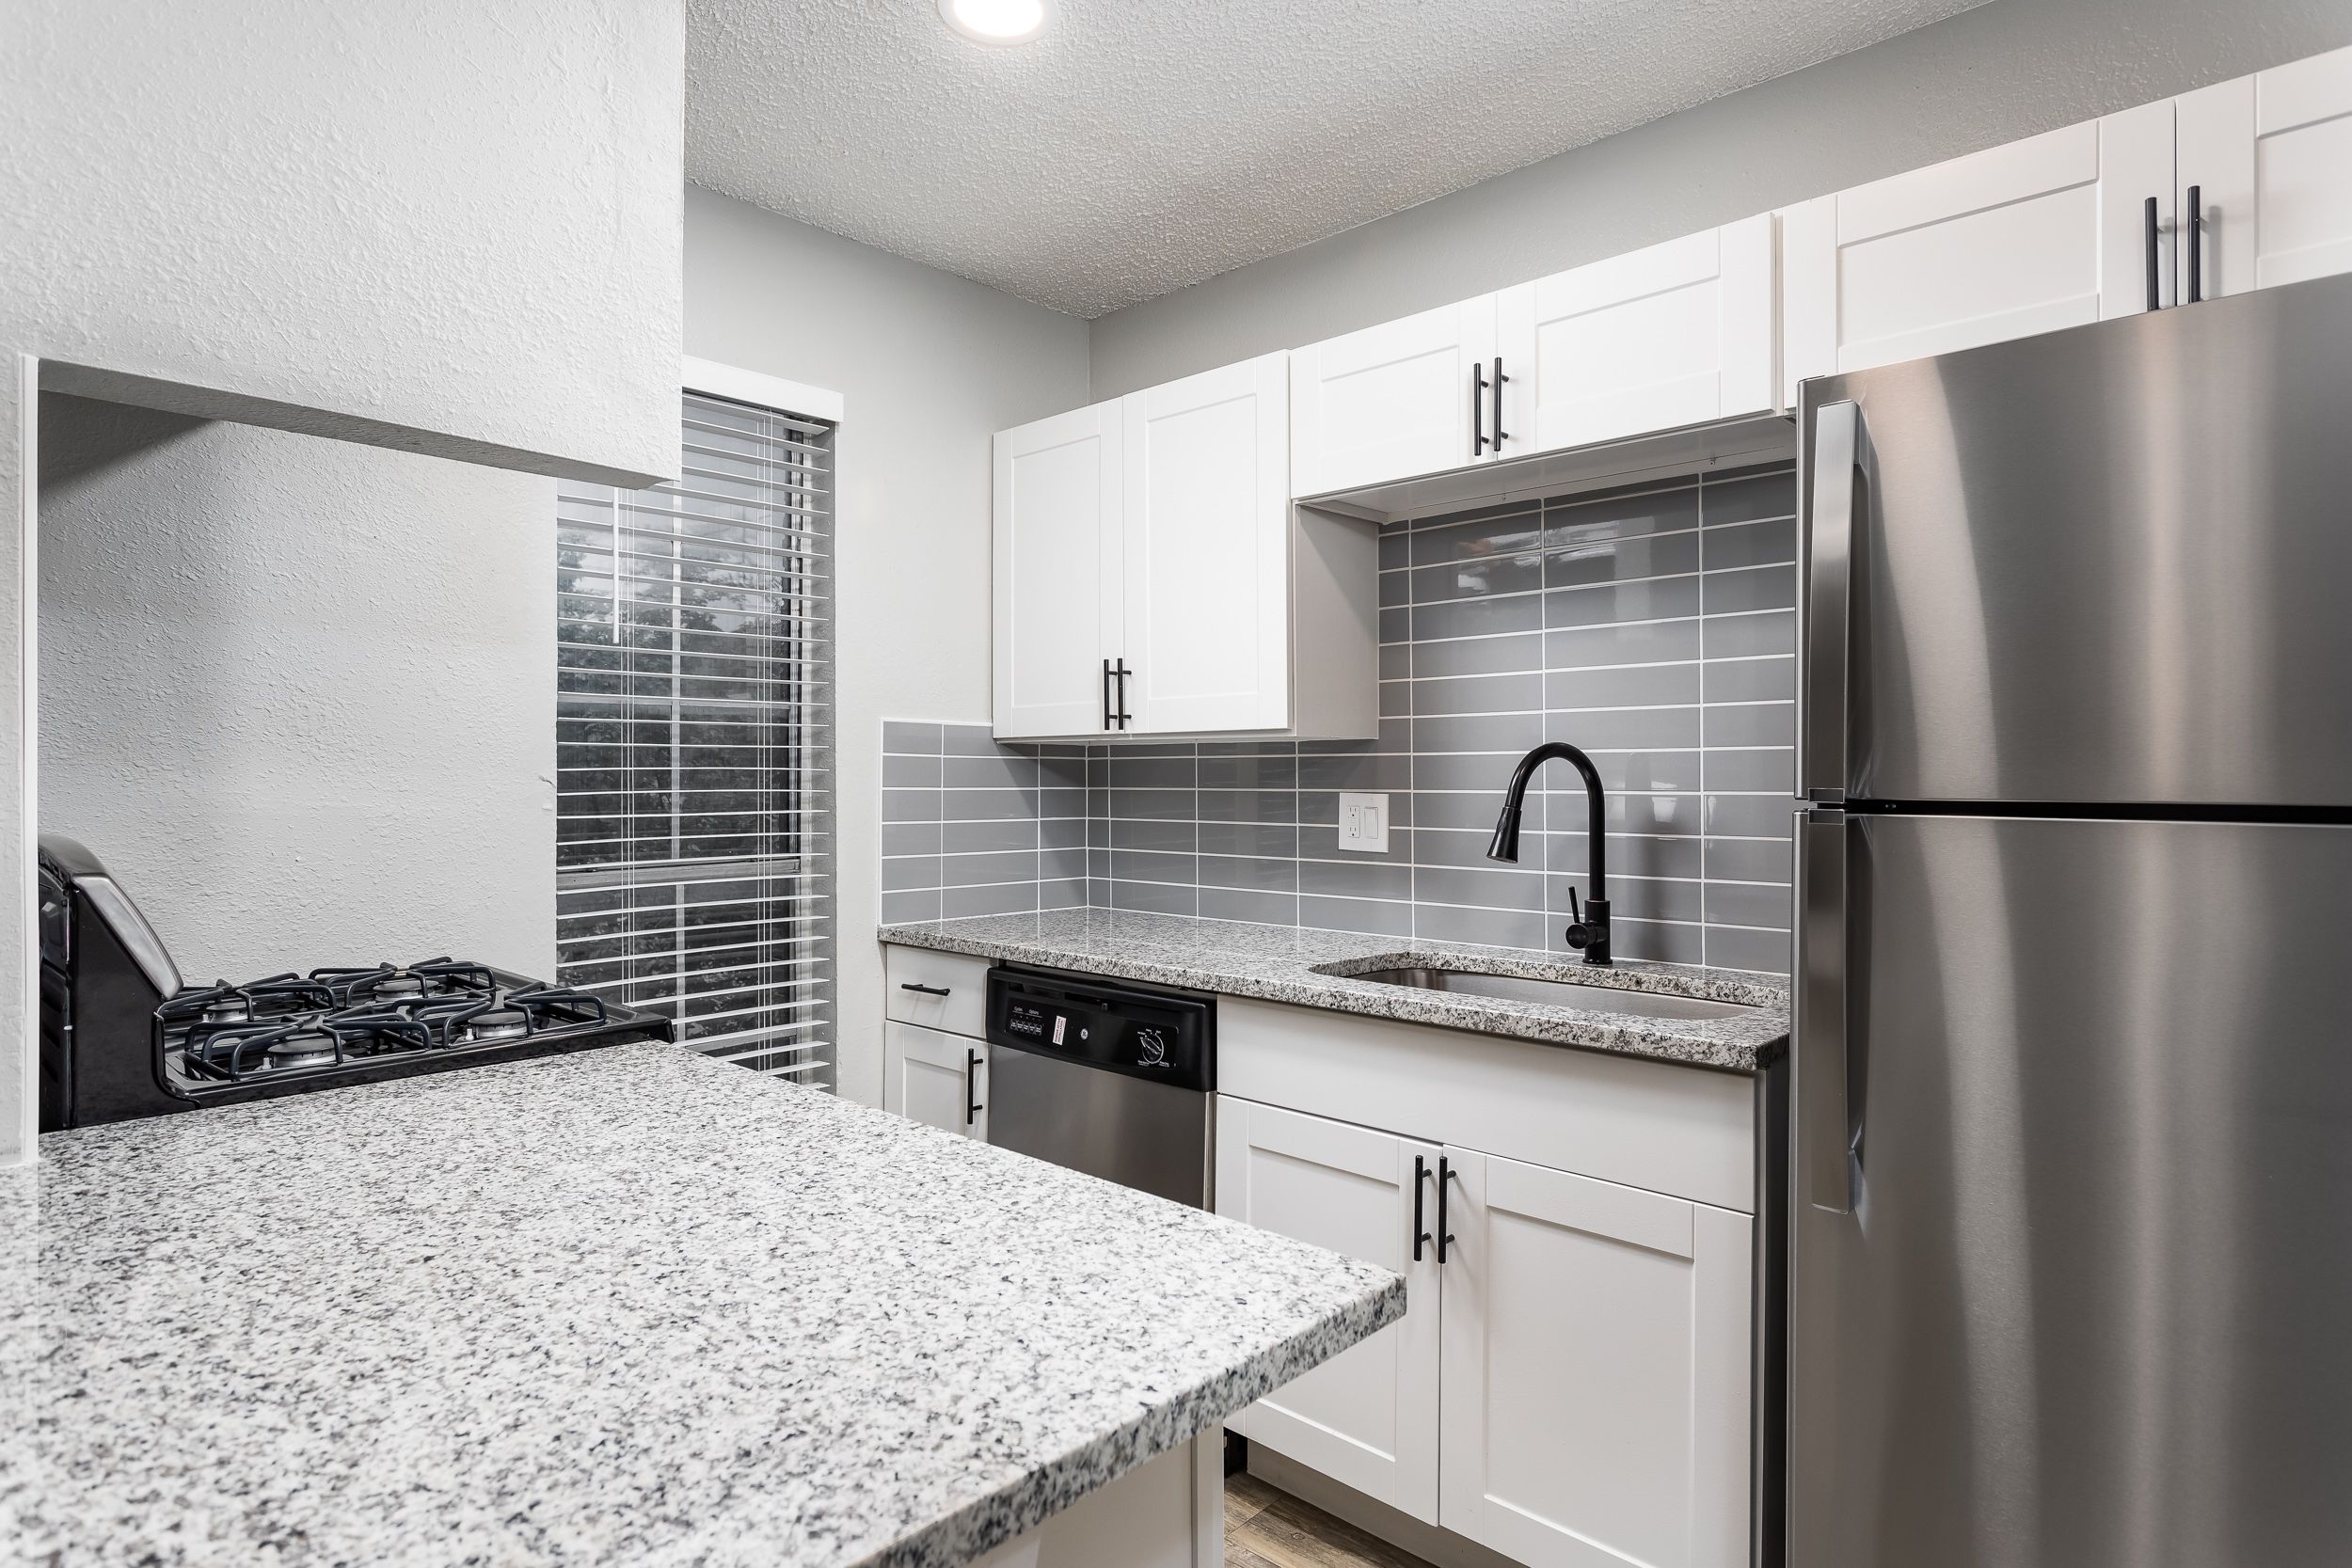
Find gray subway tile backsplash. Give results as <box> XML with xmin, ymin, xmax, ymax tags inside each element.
<box><xmin>880</xmin><ymin>721</ymin><xmax>1088</xmax><ymax>918</ymax></box>
<box><xmin>879</xmin><ymin>462</ymin><xmax>1797</xmax><ymax>975</ymax></box>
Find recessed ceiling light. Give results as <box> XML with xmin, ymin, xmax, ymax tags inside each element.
<box><xmin>939</xmin><ymin>0</ymin><xmax>1045</xmax><ymax>46</ymax></box>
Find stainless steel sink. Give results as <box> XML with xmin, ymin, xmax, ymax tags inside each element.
<box><xmin>1350</xmin><ymin>967</ymin><xmax>1757</xmax><ymax>1020</ymax></box>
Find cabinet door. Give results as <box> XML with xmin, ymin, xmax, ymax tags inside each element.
<box><xmin>1215</xmin><ymin>1099</ymin><xmax>1441</xmax><ymax>1522</ymax></box>
<box><xmin>2177</xmin><ymin>45</ymin><xmax>2352</xmax><ymax>301</ymax></box>
<box><xmin>1121</xmin><ymin>353</ymin><xmax>1291</xmax><ymax>735</ymax></box>
<box><xmin>993</xmin><ymin>400</ymin><xmax>1122</xmax><ymax>739</ymax></box>
<box><xmin>1781</xmin><ymin>102</ymin><xmax>2176</xmax><ymax>404</ymax></box>
<box><xmin>1497</xmin><ymin>214</ymin><xmax>1775</xmax><ymax>454</ymax></box>
<box><xmin>1438</xmin><ymin>1148</ymin><xmax>1750</xmax><ymax>1568</ymax></box>
<box><xmin>1290</xmin><ymin>296</ymin><xmax>1499</xmax><ymax>496</ymax></box>
<box><xmin>884</xmin><ymin>1020</ymin><xmax>987</xmax><ymax>1141</ymax></box>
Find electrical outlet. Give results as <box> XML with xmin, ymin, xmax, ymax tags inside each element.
<box><xmin>1337</xmin><ymin>792</ymin><xmax>1390</xmax><ymax>854</ymax></box>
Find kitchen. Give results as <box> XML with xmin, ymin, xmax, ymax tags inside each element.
<box><xmin>8</xmin><ymin>2</ymin><xmax>2352</xmax><ymax>1565</ymax></box>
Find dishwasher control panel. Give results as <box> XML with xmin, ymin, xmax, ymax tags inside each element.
<box><xmin>984</xmin><ymin>966</ymin><xmax>1213</xmax><ymax>1091</ymax></box>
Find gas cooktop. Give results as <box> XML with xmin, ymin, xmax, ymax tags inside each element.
<box><xmin>156</xmin><ymin>958</ymin><xmax>673</xmax><ymax>1105</ymax></box>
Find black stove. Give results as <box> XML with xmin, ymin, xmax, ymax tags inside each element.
<box><xmin>39</xmin><ymin>835</ymin><xmax>674</xmax><ymax>1130</ymax></box>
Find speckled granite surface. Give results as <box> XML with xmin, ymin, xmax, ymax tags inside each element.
<box><xmin>0</xmin><ymin>1043</ymin><xmax>1401</xmax><ymax>1568</ymax></box>
<box><xmin>879</xmin><ymin>910</ymin><xmax>1788</xmax><ymax>1072</ymax></box>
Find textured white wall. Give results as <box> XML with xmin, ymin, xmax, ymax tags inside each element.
<box><xmin>0</xmin><ymin>1</ymin><xmax>683</xmax><ymax>483</ymax></box>
<box><xmin>37</xmin><ymin>397</ymin><xmax>556</xmax><ymax>985</ymax></box>
<box><xmin>0</xmin><ymin>0</ymin><xmax>684</xmax><ymax>1163</ymax></box>
<box><xmin>1089</xmin><ymin>0</ymin><xmax>2352</xmax><ymax>395</ymax></box>
<box><xmin>683</xmin><ymin>189</ymin><xmax>1090</xmax><ymax>1107</ymax></box>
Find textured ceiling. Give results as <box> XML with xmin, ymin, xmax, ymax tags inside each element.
<box><xmin>687</xmin><ymin>0</ymin><xmax>1990</xmax><ymax>317</ymax></box>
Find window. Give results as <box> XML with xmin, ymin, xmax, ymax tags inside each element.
<box><xmin>553</xmin><ymin>389</ymin><xmax>835</xmax><ymax>1087</ymax></box>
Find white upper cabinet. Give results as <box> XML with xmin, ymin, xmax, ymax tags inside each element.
<box><xmin>1120</xmin><ymin>353</ymin><xmax>1295</xmax><ymax>735</ymax></box>
<box><xmin>1781</xmin><ymin>101</ymin><xmax>2177</xmax><ymax>403</ymax></box>
<box><xmin>1290</xmin><ymin>297</ymin><xmax>1500</xmax><ymax>496</ymax></box>
<box><xmin>1498</xmin><ymin>214</ymin><xmax>1778</xmax><ymax>455</ymax></box>
<box><xmin>993</xmin><ymin>401</ymin><xmax>1122</xmax><ymax>739</ymax></box>
<box><xmin>1438</xmin><ymin>1148</ymin><xmax>1752</xmax><ymax>1568</ymax></box>
<box><xmin>2177</xmin><ymin>44</ymin><xmax>2352</xmax><ymax>301</ymax></box>
<box><xmin>1216</xmin><ymin>1099</ymin><xmax>1442</xmax><ymax>1523</ymax></box>
<box><xmin>995</xmin><ymin>354</ymin><xmax>1373</xmax><ymax>743</ymax></box>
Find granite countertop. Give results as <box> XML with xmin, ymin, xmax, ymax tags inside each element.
<box><xmin>0</xmin><ymin>1043</ymin><xmax>1401</xmax><ymax>1568</ymax></box>
<box><xmin>878</xmin><ymin>910</ymin><xmax>1789</xmax><ymax>1073</ymax></box>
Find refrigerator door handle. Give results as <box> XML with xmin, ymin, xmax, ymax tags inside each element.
<box><xmin>1802</xmin><ymin>399</ymin><xmax>1867</xmax><ymax>802</ymax></box>
<box><xmin>1798</xmin><ymin>808</ymin><xmax>1855</xmax><ymax>1214</ymax></box>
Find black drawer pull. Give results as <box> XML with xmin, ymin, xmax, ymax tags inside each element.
<box><xmin>1412</xmin><ymin>1154</ymin><xmax>1433</xmax><ymax>1262</ymax></box>
<box><xmin>898</xmin><ymin>982</ymin><xmax>951</xmax><ymax>997</ymax></box>
<box><xmin>1437</xmin><ymin>1155</ymin><xmax>1457</xmax><ymax>1264</ymax></box>
<box><xmin>2187</xmin><ymin>182</ymin><xmax>2204</xmax><ymax>304</ymax></box>
<box><xmin>965</xmin><ymin>1049</ymin><xmax>984</xmax><ymax>1126</ymax></box>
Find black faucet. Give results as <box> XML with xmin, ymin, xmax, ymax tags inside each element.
<box><xmin>1486</xmin><ymin>741</ymin><xmax>1611</xmax><ymax>965</ymax></box>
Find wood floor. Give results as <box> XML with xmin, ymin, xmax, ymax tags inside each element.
<box><xmin>1225</xmin><ymin>1473</ymin><xmax>1437</xmax><ymax>1568</ymax></box>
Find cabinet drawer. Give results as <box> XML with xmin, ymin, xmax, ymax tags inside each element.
<box><xmin>883</xmin><ymin>945</ymin><xmax>991</xmax><ymax>1037</ymax></box>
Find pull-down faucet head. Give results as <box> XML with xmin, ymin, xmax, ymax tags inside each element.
<box><xmin>1486</xmin><ymin>740</ymin><xmax>1613</xmax><ymax>966</ymax></box>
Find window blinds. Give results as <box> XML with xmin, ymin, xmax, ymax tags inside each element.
<box><xmin>554</xmin><ymin>391</ymin><xmax>834</xmax><ymax>1088</ymax></box>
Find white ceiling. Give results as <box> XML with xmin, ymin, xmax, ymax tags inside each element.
<box><xmin>686</xmin><ymin>0</ymin><xmax>1988</xmax><ymax>318</ymax></box>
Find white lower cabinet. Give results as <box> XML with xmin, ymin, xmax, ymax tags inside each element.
<box><xmin>1438</xmin><ymin>1149</ymin><xmax>1751</xmax><ymax>1568</ymax></box>
<box><xmin>884</xmin><ymin>1020</ymin><xmax>988</xmax><ymax>1141</ymax></box>
<box><xmin>1215</xmin><ymin>1099</ymin><xmax>1443</xmax><ymax>1521</ymax></box>
<box><xmin>1214</xmin><ymin>995</ymin><xmax>1756</xmax><ymax>1568</ymax></box>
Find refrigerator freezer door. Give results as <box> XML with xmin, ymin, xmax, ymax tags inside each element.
<box><xmin>1789</xmin><ymin>812</ymin><xmax>2352</xmax><ymax>1568</ymax></box>
<box><xmin>1799</xmin><ymin>269</ymin><xmax>2352</xmax><ymax>806</ymax></box>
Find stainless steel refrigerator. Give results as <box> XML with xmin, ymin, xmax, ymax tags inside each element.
<box><xmin>1789</xmin><ymin>270</ymin><xmax>2352</xmax><ymax>1568</ymax></box>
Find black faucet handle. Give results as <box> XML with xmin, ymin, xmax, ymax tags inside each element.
<box><xmin>1563</xmin><ymin>890</ymin><xmax>1611</xmax><ymax>962</ymax></box>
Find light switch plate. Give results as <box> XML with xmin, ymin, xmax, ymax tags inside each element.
<box><xmin>1338</xmin><ymin>792</ymin><xmax>1390</xmax><ymax>854</ymax></box>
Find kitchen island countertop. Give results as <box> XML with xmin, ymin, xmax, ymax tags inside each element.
<box><xmin>0</xmin><ymin>1042</ymin><xmax>1401</xmax><ymax>1567</ymax></box>
<box><xmin>879</xmin><ymin>908</ymin><xmax>1788</xmax><ymax>1072</ymax></box>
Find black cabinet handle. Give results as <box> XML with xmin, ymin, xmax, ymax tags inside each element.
<box><xmin>964</xmin><ymin>1049</ymin><xmax>983</xmax><ymax>1126</ymax></box>
<box><xmin>1412</xmin><ymin>1154</ymin><xmax>1432</xmax><ymax>1262</ymax></box>
<box><xmin>1436</xmin><ymin>1155</ymin><xmax>1457</xmax><ymax>1264</ymax></box>
<box><xmin>2144</xmin><ymin>195</ymin><xmax>2160</xmax><ymax>312</ymax></box>
<box><xmin>2187</xmin><ymin>183</ymin><xmax>2203</xmax><ymax>304</ymax></box>
<box><xmin>1111</xmin><ymin>658</ymin><xmax>1133</xmax><ymax>730</ymax></box>
<box><xmin>898</xmin><ymin>982</ymin><xmax>950</xmax><ymax>997</ymax></box>
<box><xmin>1471</xmin><ymin>361</ymin><xmax>1489</xmax><ymax>456</ymax></box>
<box><xmin>1102</xmin><ymin>658</ymin><xmax>1115</xmax><ymax>731</ymax></box>
<box><xmin>1490</xmin><ymin>357</ymin><xmax>1509</xmax><ymax>453</ymax></box>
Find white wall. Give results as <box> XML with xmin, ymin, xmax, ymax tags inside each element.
<box><xmin>38</xmin><ymin>397</ymin><xmax>556</xmax><ymax>985</ymax></box>
<box><xmin>0</xmin><ymin>0</ymin><xmax>684</xmax><ymax>1163</ymax></box>
<box><xmin>1089</xmin><ymin>0</ymin><xmax>2352</xmax><ymax>395</ymax></box>
<box><xmin>683</xmin><ymin>188</ymin><xmax>1090</xmax><ymax>1106</ymax></box>
<box><xmin>0</xmin><ymin>0</ymin><xmax>683</xmax><ymax>483</ymax></box>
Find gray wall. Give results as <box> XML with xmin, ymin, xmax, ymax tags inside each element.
<box><xmin>684</xmin><ymin>189</ymin><xmax>1092</xmax><ymax>1108</ymax></box>
<box><xmin>1089</xmin><ymin>0</ymin><xmax>2352</xmax><ymax>395</ymax></box>
<box><xmin>39</xmin><ymin>397</ymin><xmax>557</xmax><ymax>984</ymax></box>
<box><xmin>1</xmin><ymin>0</ymin><xmax>683</xmax><ymax>1162</ymax></box>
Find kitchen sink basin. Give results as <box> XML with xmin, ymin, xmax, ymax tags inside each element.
<box><xmin>1350</xmin><ymin>967</ymin><xmax>1758</xmax><ymax>1021</ymax></box>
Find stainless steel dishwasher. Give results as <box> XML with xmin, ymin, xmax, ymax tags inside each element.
<box><xmin>983</xmin><ymin>965</ymin><xmax>1215</xmax><ymax>1207</ymax></box>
